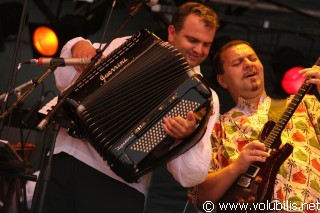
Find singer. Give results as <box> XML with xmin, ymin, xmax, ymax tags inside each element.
<box><xmin>192</xmin><ymin>40</ymin><xmax>320</xmax><ymax>212</ymax></box>
<box><xmin>38</xmin><ymin>2</ymin><xmax>220</xmax><ymax>213</ymax></box>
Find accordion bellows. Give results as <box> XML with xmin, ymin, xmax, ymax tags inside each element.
<box><xmin>63</xmin><ymin>29</ymin><xmax>212</xmax><ymax>182</ymax></box>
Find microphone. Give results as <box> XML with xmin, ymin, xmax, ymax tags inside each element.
<box><xmin>25</xmin><ymin>57</ymin><xmax>92</xmax><ymax>66</ymax></box>
<box><xmin>0</xmin><ymin>80</ymin><xmax>34</xmax><ymax>101</ymax></box>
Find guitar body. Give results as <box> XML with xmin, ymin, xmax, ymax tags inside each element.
<box><xmin>216</xmin><ymin>120</ymin><xmax>293</xmax><ymax>213</ymax></box>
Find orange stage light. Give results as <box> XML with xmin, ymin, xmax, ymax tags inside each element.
<box><xmin>32</xmin><ymin>26</ymin><xmax>59</xmax><ymax>56</ymax></box>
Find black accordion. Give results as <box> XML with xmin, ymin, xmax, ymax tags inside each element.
<box><xmin>62</xmin><ymin>29</ymin><xmax>212</xmax><ymax>183</ymax></box>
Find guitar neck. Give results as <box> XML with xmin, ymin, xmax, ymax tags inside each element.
<box><xmin>264</xmin><ymin>81</ymin><xmax>311</xmax><ymax>148</ymax></box>
<box><xmin>264</xmin><ymin>56</ymin><xmax>320</xmax><ymax>149</ymax></box>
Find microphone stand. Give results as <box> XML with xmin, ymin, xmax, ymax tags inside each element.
<box><xmin>30</xmin><ymin>121</ymin><xmax>59</xmax><ymax>213</ymax></box>
<box><xmin>0</xmin><ymin>65</ymin><xmax>58</xmax><ymax>121</ymax></box>
<box><xmin>0</xmin><ymin>65</ymin><xmax>56</xmax><ymax>213</ymax></box>
<box><xmin>0</xmin><ymin>80</ymin><xmax>34</xmax><ymax>102</ymax></box>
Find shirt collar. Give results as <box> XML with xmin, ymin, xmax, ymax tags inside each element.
<box><xmin>192</xmin><ymin>65</ymin><xmax>201</xmax><ymax>76</ymax></box>
<box><xmin>235</xmin><ymin>94</ymin><xmax>270</xmax><ymax>115</ymax></box>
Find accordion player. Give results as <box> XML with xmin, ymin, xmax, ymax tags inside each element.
<box><xmin>59</xmin><ymin>29</ymin><xmax>213</xmax><ymax>183</ymax></box>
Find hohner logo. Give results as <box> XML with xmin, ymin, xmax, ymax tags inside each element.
<box><xmin>99</xmin><ymin>58</ymin><xmax>128</xmax><ymax>83</ymax></box>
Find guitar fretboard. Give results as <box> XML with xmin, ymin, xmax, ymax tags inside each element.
<box><xmin>264</xmin><ymin>81</ymin><xmax>311</xmax><ymax>148</ymax></box>
<box><xmin>264</xmin><ymin>56</ymin><xmax>320</xmax><ymax>149</ymax></box>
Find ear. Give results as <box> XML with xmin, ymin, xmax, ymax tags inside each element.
<box><xmin>217</xmin><ymin>75</ymin><xmax>227</xmax><ymax>89</ymax></box>
<box><xmin>167</xmin><ymin>25</ymin><xmax>175</xmax><ymax>43</ymax></box>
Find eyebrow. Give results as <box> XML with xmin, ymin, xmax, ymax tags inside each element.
<box><xmin>186</xmin><ymin>35</ymin><xmax>199</xmax><ymax>41</ymax></box>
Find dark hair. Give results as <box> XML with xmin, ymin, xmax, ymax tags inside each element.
<box><xmin>212</xmin><ymin>40</ymin><xmax>252</xmax><ymax>75</ymax></box>
<box><xmin>170</xmin><ymin>2</ymin><xmax>219</xmax><ymax>32</ymax></box>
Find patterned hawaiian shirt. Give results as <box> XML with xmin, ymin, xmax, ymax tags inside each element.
<box><xmin>189</xmin><ymin>94</ymin><xmax>320</xmax><ymax>213</ymax></box>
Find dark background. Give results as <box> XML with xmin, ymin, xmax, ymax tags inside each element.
<box><xmin>0</xmin><ymin>0</ymin><xmax>320</xmax><ymax>212</ymax></box>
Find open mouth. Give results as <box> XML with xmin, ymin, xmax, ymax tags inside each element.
<box><xmin>243</xmin><ymin>71</ymin><xmax>257</xmax><ymax>79</ymax></box>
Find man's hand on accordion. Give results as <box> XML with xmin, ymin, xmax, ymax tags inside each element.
<box><xmin>71</xmin><ymin>40</ymin><xmax>104</xmax><ymax>73</ymax></box>
<box><xmin>163</xmin><ymin>111</ymin><xmax>197</xmax><ymax>140</ymax></box>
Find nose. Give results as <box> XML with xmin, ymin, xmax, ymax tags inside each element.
<box><xmin>243</xmin><ymin>58</ymin><xmax>253</xmax><ymax>70</ymax></box>
<box><xmin>192</xmin><ymin>43</ymin><xmax>203</xmax><ymax>54</ymax></box>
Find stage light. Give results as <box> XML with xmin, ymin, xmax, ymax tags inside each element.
<box><xmin>271</xmin><ymin>47</ymin><xmax>306</xmax><ymax>97</ymax></box>
<box><xmin>29</xmin><ymin>14</ymin><xmax>87</xmax><ymax>57</ymax></box>
<box><xmin>281</xmin><ymin>66</ymin><xmax>305</xmax><ymax>95</ymax></box>
<box><xmin>32</xmin><ymin>26</ymin><xmax>59</xmax><ymax>56</ymax></box>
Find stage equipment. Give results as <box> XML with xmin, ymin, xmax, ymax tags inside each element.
<box><xmin>31</xmin><ymin>26</ymin><xmax>59</xmax><ymax>56</ymax></box>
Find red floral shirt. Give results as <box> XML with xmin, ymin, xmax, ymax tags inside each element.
<box><xmin>189</xmin><ymin>95</ymin><xmax>320</xmax><ymax>213</ymax></box>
